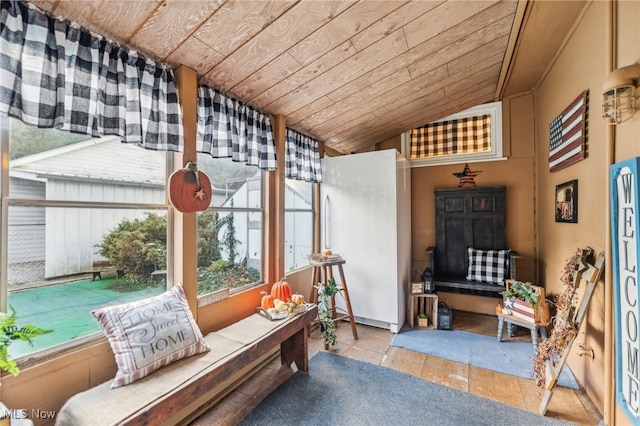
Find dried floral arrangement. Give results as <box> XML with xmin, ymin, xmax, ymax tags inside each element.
<box><xmin>533</xmin><ymin>247</ymin><xmax>592</xmax><ymax>388</ymax></box>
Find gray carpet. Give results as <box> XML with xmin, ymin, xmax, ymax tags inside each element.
<box><xmin>240</xmin><ymin>351</ymin><xmax>574</xmax><ymax>426</ymax></box>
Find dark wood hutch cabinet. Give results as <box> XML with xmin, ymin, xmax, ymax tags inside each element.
<box><xmin>427</xmin><ymin>186</ymin><xmax>517</xmax><ymax>297</ymax></box>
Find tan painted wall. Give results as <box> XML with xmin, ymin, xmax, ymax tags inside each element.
<box><xmin>534</xmin><ymin>1</ymin><xmax>614</xmax><ymax>419</ymax></box>
<box><xmin>410</xmin><ymin>94</ymin><xmax>536</xmax><ymax>314</ymax></box>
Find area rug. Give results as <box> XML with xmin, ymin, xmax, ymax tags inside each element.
<box><xmin>391</xmin><ymin>327</ymin><xmax>579</xmax><ymax>390</ymax></box>
<box><xmin>239</xmin><ymin>352</ymin><xmax>573</xmax><ymax>426</ymax></box>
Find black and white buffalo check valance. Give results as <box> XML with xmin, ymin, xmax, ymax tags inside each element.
<box><xmin>197</xmin><ymin>85</ymin><xmax>276</xmax><ymax>171</ymax></box>
<box><xmin>285</xmin><ymin>129</ymin><xmax>322</xmax><ymax>183</ymax></box>
<box><xmin>0</xmin><ymin>1</ymin><xmax>183</xmax><ymax>151</ymax></box>
<box><xmin>410</xmin><ymin>115</ymin><xmax>491</xmax><ymax>159</ymax></box>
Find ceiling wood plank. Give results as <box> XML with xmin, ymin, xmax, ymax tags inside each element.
<box><xmin>193</xmin><ymin>0</ymin><xmax>297</xmax><ymax>57</ymax></box>
<box><xmin>204</xmin><ymin>1</ymin><xmax>355</xmax><ymax>91</ymax></box>
<box><xmin>287</xmin><ymin>1</ymin><xmax>408</xmax><ymax>66</ymax></box>
<box><xmin>265</xmin><ymin>28</ymin><xmax>409</xmax><ymax>115</ymax></box>
<box><xmin>249</xmin><ymin>40</ymin><xmax>358</xmax><ymax>109</ymax></box>
<box><xmin>315</xmin><ymin>1</ymin><xmax>517</xmax><ymax>109</ymax></box>
<box><xmin>164</xmin><ymin>35</ymin><xmax>225</xmax><ymax>75</ymax></box>
<box><xmin>349</xmin><ymin>0</ymin><xmax>445</xmax><ymax>52</ymax></box>
<box><xmin>402</xmin><ymin>0</ymin><xmax>502</xmax><ymax>49</ymax></box>
<box><xmin>288</xmin><ymin>16</ymin><xmax>510</xmax><ymax>133</ymax></box>
<box><xmin>288</xmin><ymin>67</ymin><xmax>414</xmax><ymax>130</ymax></box>
<box><xmin>48</xmin><ymin>1</ymin><xmax>158</xmax><ymax>45</ymax></box>
<box><xmin>129</xmin><ymin>0</ymin><xmax>226</xmax><ymax>60</ymax></box>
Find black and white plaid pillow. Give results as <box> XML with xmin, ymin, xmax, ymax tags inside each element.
<box><xmin>466</xmin><ymin>248</ymin><xmax>510</xmax><ymax>285</ymax></box>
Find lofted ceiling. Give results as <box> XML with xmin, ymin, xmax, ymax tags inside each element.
<box><xmin>29</xmin><ymin>0</ymin><xmax>587</xmax><ymax>155</ymax></box>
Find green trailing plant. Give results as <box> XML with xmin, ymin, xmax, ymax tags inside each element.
<box><xmin>316</xmin><ymin>278</ymin><xmax>339</xmax><ymax>347</ymax></box>
<box><xmin>501</xmin><ymin>281</ymin><xmax>539</xmax><ymax>305</ymax></box>
<box><xmin>0</xmin><ymin>306</ymin><xmax>52</xmax><ymax>376</ymax></box>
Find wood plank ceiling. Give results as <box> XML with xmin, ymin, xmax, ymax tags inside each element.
<box><xmin>29</xmin><ymin>0</ymin><xmax>586</xmax><ymax>155</ymax></box>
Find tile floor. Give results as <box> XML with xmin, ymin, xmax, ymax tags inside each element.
<box><xmin>191</xmin><ymin>311</ymin><xmax>603</xmax><ymax>426</ymax></box>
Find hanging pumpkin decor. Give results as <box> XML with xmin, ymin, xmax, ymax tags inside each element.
<box><xmin>169</xmin><ymin>162</ymin><xmax>212</xmax><ymax>213</ymax></box>
<box><xmin>271</xmin><ymin>277</ymin><xmax>293</xmax><ymax>302</ymax></box>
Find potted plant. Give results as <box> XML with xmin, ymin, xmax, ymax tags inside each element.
<box><xmin>417</xmin><ymin>312</ymin><xmax>428</xmax><ymax>328</ymax></box>
<box><xmin>0</xmin><ymin>306</ymin><xmax>52</xmax><ymax>376</ymax></box>
<box><xmin>316</xmin><ymin>278</ymin><xmax>338</xmax><ymax>348</ymax></box>
<box><xmin>500</xmin><ymin>281</ymin><xmax>539</xmax><ymax>305</ymax></box>
<box><xmin>500</xmin><ymin>280</ymin><xmax>548</xmax><ymax>324</ymax></box>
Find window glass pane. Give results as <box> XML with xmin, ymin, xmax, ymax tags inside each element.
<box><xmin>197</xmin><ymin>156</ymin><xmax>261</xmax><ymax>209</ymax></box>
<box><xmin>196</xmin><ymin>155</ymin><xmax>263</xmax><ymax>297</ymax></box>
<box><xmin>284</xmin><ymin>179</ymin><xmax>313</xmax><ymax>271</ymax></box>
<box><xmin>7</xmin><ymin>205</ymin><xmax>167</xmax><ymax>357</ymax></box>
<box><xmin>6</xmin><ymin>117</ymin><xmax>168</xmax><ymax>358</ymax></box>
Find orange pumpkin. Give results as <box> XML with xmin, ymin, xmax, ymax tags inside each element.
<box><xmin>169</xmin><ymin>162</ymin><xmax>212</xmax><ymax>213</ymax></box>
<box><xmin>271</xmin><ymin>277</ymin><xmax>292</xmax><ymax>302</ymax></box>
<box><xmin>261</xmin><ymin>291</ymin><xmax>275</xmax><ymax>310</ymax></box>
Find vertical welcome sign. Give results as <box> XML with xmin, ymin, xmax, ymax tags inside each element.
<box><xmin>611</xmin><ymin>157</ymin><xmax>640</xmax><ymax>422</ymax></box>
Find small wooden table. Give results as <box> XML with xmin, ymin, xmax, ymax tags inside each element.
<box><xmin>497</xmin><ymin>312</ymin><xmax>548</xmax><ymax>351</ymax></box>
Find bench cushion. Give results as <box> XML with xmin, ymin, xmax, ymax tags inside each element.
<box><xmin>465</xmin><ymin>248</ymin><xmax>510</xmax><ymax>285</ymax></box>
<box><xmin>92</xmin><ymin>283</ymin><xmax>210</xmax><ymax>388</ymax></box>
<box><xmin>56</xmin><ymin>311</ymin><xmax>314</xmax><ymax>426</ymax></box>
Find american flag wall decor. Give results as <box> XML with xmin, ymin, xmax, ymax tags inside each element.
<box><xmin>548</xmin><ymin>90</ymin><xmax>588</xmax><ymax>173</ymax></box>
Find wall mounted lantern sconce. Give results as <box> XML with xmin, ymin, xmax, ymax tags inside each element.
<box><xmin>602</xmin><ymin>63</ymin><xmax>640</xmax><ymax>125</ymax></box>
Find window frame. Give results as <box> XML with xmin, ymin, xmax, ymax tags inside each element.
<box><xmin>194</xmin><ymin>157</ymin><xmax>266</xmax><ymax>304</ymax></box>
<box><xmin>0</xmin><ymin>116</ymin><xmax>173</xmax><ymax>361</ymax></box>
<box><xmin>402</xmin><ymin>101</ymin><xmax>505</xmax><ymax>167</ymax></box>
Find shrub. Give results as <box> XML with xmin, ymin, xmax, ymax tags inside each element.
<box><xmin>96</xmin><ymin>213</ymin><xmax>167</xmax><ymax>284</ymax></box>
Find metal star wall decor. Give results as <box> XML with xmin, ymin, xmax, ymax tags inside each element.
<box><xmin>453</xmin><ymin>163</ymin><xmax>482</xmax><ymax>187</ymax></box>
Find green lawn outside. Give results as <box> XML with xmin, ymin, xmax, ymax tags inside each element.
<box><xmin>7</xmin><ymin>278</ymin><xmax>166</xmax><ymax>357</ymax></box>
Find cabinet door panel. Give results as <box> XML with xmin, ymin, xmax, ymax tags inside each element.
<box><xmin>434</xmin><ymin>186</ymin><xmax>506</xmax><ymax>277</ymax></box>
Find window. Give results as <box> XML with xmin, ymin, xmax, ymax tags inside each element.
<box><xmin>2</xmin><ymin>117</ymin><xmax>169</xmax><ymax>358</ymax></box>
<box><xmin>284</xmin><ymin>179</ymin><xmax>314</xmax><ymax>272</ymax></box>
<box><xmin>195</xmin><ymin>154</ymin><xmax>263</xmax><ymax>298</ymax></box>
<box><xmin>402</xmin><ymin>101</ymin><xmax>505</xmax><ymax>167</ymax></box>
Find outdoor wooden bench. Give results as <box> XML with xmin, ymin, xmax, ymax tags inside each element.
<box><xmin>90</xmin><ymin>260</ymin><xmax>124</xmax><ymax>280</ymax></box>
<box><xmin>55</xmin><ymin>305</ymin><xmax>317</xmax><ymax>426</ymax></box>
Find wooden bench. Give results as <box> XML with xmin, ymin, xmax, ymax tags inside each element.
<box><xmin>90</xmin><ymin>260</ymin><xmax>124</xmax><ymax>280</ymax></box>
<box><xmin>429</xmin><ymin>186</ymin><xmax>519</xmax><ymax>299</ymax></box>
<box><xmin>56</xmin><ymin>305</ymin><xmax>317</xmax><ymax>426</ymax></box>
<box><xmin>425</xmin><ymin>247</ymin><xmax>521</xmax><ymax>298</ymax></box>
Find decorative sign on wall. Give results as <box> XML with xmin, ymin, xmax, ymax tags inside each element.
<box><xmin>611</xmin><ymin>157</ymin><xmax>640</xmax><ymax>422</ymax></box>
<box><xmin>452</xmin><ymin>163</ymin><xmax>481</xmax><ymax>187</ymax></box>
<box><xmin>555</xmin><ymin>179</ymin><xmax>578</xmax><ymax>223</ymax></box>
<box><xmin>549</xmin><ymin>90</ymin><xmax>588</xmax><ymax>173</ymax></box>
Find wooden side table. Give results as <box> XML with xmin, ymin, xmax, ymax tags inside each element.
<box><xmin>408</xmin><ymin>293</ymin><xmax>438</xmax><ymax>329</ymax></box>
<box><xmin>497</xmin><ymin>312</ymin><xmax>548</xmax><ymax>351</ymax></box>
<box><xmin>308</xmin><ymin>258</ymin><xmax>358</xmax><ymax>341</ymax></box>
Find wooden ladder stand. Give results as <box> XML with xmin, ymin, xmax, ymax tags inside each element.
<box><xmin>539</xmin><ymin>248</ymin><xmax>605</xmax><ymax>415</ymax></box>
